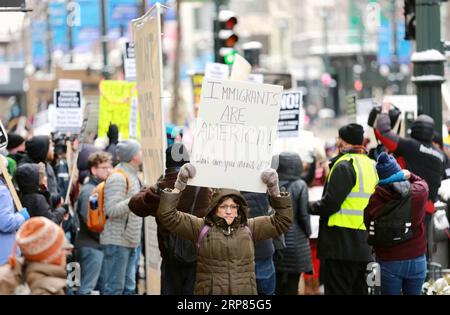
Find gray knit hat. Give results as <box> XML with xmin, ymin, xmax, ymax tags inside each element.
<box><xmin>116</xmin><ymin>140</ymin><xmax>141</xmax><ymax>163</ymax></box>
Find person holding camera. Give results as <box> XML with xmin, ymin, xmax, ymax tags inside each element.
<box><xmin>375</xmin><ymin>103</ymin><xmax>444</xmax><ymax>219</ymax></box>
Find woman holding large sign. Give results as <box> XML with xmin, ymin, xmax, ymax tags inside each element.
<box><xmin>157</xmin><ymin>163</ymin><xmax>292</xmax><ymax>295</ymax></box>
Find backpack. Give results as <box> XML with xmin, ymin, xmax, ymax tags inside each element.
<box><xmin>86</xmin><ymin>169</ymin><xmax>130</xmax><ymax>233</ymax></box>
<box><xmin>367</xmin><ymin>187</ymin><xmax>413</xmax><ymax>247</ymax></box>
<box><xmin>165</xmin><ymin>187</ymin><xmax>201</xmax><ymax>264</ymax></box>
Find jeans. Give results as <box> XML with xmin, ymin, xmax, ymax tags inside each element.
<box><xmin>101</xmin><ymin>245</ymin><xmax>139</xmax><ymax>295</ymax></box>
<box><xmin>77</xmin><ymin>247</ymin><xmax>104</xmax><ymax>295</ymax></box>
<box><xmin>378</xmin><ymin>255</ymin><xmax>427</xmax><ymax>295</ymax></box>
<box><xmin>255</xmin><ymin>257</ymin><xmax>276</xmax><ymax>295</ymax></box>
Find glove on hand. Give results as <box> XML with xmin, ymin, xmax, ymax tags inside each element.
<box><xmin>174</xmin><ymin>163</ymin><xmax>196</xmax><ymax>192</ymax></box>
<box><xmin>261</xmin><ymin>168</ymin><xmax>280</xmax><ymax>197</ymax></box>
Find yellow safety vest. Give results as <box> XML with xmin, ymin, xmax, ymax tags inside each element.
<box><xmin>327</xmin><ymin>153</ymin><xmax>378</xmax><ymax>230</ymax></box>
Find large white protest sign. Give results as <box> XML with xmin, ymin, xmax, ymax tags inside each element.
<box><xmin>278</xmin><ymin>91</ymin><xmax>303</xmax><ymax>138</ymax></box>
<box><xmin>54</xmin><ymin>90</ymin><xmax>82</xmax><ymax>133</ymax></box>
<box><xmin>189</xmin><ymin>78</ymin><xmax>283</xmax><ymax>193</ymax></box>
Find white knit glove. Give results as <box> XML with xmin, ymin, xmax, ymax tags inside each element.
<box><xmin>261</xmin><ymin>168</ymin><xmax>280</xmax><ymax>197</ymax></box>
<box><xmin>174</xmin><ymin>163</ymin><xmax>196</xmax><ymax>192</ymax></box>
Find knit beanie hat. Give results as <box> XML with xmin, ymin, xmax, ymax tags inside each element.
<box><xmin>6</xmin><ymin>133</ymin><xmax>25</xmax><ymax>150</ymax></box>
<box><xmin>116</xmin><ymin>139</ymin><xmax>141</xmax><ymax>163</ymax></box>
<box><xmin>376</xmin><ymin>152</ymin><xmax>401</xmax><ymax>180</ymax></box>
<box><xmin>411</xmin><ymin>115</ymin><xmax>434</xmax><ymax>143</ymax></box>
<box><xmin>338</xmin><ymin>123</ymin><xmax>364</xmax><ymax>145</ymax></box>
<box><xmin>165</xmin><ymin>143</ymin><xmax>189</xmax><ymax>169</ymax></box>
<box><xmin>15</xmin><ymin>217</ymin><xmax>71</xmax><ymax>266</ymax></box>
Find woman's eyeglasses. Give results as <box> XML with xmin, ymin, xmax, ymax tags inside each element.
<box><xmin>218</xmin><ymin>205</ymin><xmax>239</xmax><ymax>210</ymax></box>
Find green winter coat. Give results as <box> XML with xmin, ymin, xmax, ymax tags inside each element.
<box><xmin>157</xmin><ymin>188</ymin><xmax>293</xmax><ymax>295</ymax></box>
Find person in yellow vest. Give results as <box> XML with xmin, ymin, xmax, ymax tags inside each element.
<box><xmin>308</xmin><ymin>123</ymin><xmax>378</xmax><ymax>295</ymax></box>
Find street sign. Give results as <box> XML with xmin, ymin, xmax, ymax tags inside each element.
<box><xmin>0</xmin><ymin>121</ymin><xmax>8</xmax><ymax>150</ymax></box>
<box><xmin>124</xmin><ymin>42</ymin><xmax>136</xmax><ymax>82</ymax></box>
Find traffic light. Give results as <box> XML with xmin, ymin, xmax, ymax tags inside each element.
<box><xmin>404</xmin><ymin>0</ymin><xmax>416</xmax><ymax>40</ymax></box>
<box><xmin>214</xmin><ymin>10</ymin><xmax>239</xmax><ymax>63</ymax></box>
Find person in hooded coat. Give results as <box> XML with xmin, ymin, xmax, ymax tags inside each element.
<box><xmin>17</xmin><ymin>136</ymin><xmax>60</xmax><ymax>203</ymax></box>
<box><xmin>128</xmin><ymin>143</ymin><xmax>210</xmax><ymax>295</ymax></box>
<box><xmin>157</xmin><ymin>163</ymin><xmax>293</xmax><ymax>295</ymax></box>
<box><xmin>274</xmin><ymin>152</ymin><xmax>313</xmax><ymax>295</ymax></box>
<box><xmin>15</xmin><ymin>163</ymin><xmax>65</xmax><ymax>225</ymax></box>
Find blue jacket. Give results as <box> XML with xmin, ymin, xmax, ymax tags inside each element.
<box><xmin>0</xmin><ymin>181</ymin><xmax>26</xmax><ymax>265</ymax></box>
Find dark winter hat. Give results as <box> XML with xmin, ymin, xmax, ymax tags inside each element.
<box><xmin>6</xmin><ymin>133</ymin><xmax>25</xmax><ymax>150</ymax></box>
<box><xmin>411</xmin><ymin>115</ymin><xmax>434</xmax><ymax>143</ymax></box>
<box><xmin>376</xmin><ymin>152</ymin><xmax>401</xmax><ymax>180</ymax></box>
<box><xmin>25</xmin><ymin>135</ymin><xmax>50</xmax><ymax>163</ymax></box>
<box><xmin>338</xmin><ymin>123</ymin><xmax>364</xmax><ymax>145</ymax></box>
<box><xmin>116</xmin><ymin>139</ymin><xmax>140</xmax><ymax>163</ymax></box>
<box><xmin>165</xmin><ymin>143</ymin><xmax>189</xmax><ymax>169</ymax></box>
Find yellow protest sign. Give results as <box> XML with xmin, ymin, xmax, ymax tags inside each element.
<box><xmin>98</xmin><ymin>80</ymin><xmax>141</xmax><ymax>140</ymax></box>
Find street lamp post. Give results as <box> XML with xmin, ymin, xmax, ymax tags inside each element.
<box><xmin>100</xmin><ymin>0</ymin><xmax>109</xmax><ymax>79</ymax></box>
<box><xmin>412</xmin><ymin>0</ymin><xmax>445</xmax><ymax>137</ymax></box>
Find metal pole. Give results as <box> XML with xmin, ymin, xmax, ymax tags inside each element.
<box><xmin>171</xmin><ymin>0</ymin><xmax>182</xmax><ymax>125</ymax></box>
<box><xmin>45</xmin><ymin>1</ymin><xmax>53</xmax><ymax>73</ymax></box>
<box><xmin>322</xmin><ymin>8</ymin><xmax>329</xmax><ymax>109</ymax></box>
<box><xmin>100</xmin><ymin>0</ymin><xmax>109</xmax><ymax>79</ymax></box>
<box><xmin>67</xmin><ymin>0</ymin><xmax>73</xmax><ymax>63</ymax></box>
<box><xmin>391</xmin><ymin>0</ymin><xmax>399</xmax><ymax>94</ymax></box>
<box><xmin>413</xmin><ymin>0</ymin><xmax>444</xmax><ymax>137</ymax></box>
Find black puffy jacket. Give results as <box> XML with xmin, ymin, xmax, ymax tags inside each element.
<box><xmin>242</xmin><ymin>192</ymin><xmax>275</xmax><ymax>260</ymax></box>
<box><xmin>15</xmin><ymin>163</ymin><xmax>65</xmax><ymax>224</ymax></box>
<box><xmin>275</xmin><ymin>152</ymin><xmax>313</xmax><ymax>273</ymax></box>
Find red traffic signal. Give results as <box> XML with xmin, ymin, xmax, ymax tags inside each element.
<box><xmin>218</xmin><ymin>10</ymin><xmax>238</xmax><ymax>30</ymax></box>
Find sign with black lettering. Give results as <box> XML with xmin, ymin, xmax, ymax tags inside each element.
<box><xmin>54</xmin><ymin>90</ymin><xmax>82</xmax><ymax>133</ymax></box>
<box><xmin>278</xmin><ymin>91</ymin><xmax>303</xmax><ymax>138</ymax></box>
<box><xmin>124</xmin><ymin>42</ymin><xmax>136</xmax><ymax>82</ymax></box>
<box><xmin>189</xmin><ymin>78</ymin><xmax>283</xmax><ymax>193</ymax></box>
<box><xmin>0</xmin><ymin>121</ymin><xmax>8</xmax><ymax>150</ymax></box>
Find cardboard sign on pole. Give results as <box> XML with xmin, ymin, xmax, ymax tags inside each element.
<box><xmin>132</xmin><ymin>5</ymin><xmax>166</xmax><ymax>186</ymax></box>
<box><xmin>132</xmin><ymin>3</ymin><xmax>165</xmax><ymax>295</ymax></box>
<box><xmin>189</xmin><ymin>78</ymin><xmax>283</xmax><ymax>193</ymax></box>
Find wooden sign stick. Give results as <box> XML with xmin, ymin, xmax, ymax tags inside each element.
<box><xmin>0</xmin><ymin>161</ymin><xmax>23</xmax><ymax>210</ymax></box>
